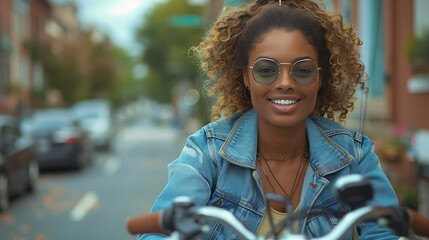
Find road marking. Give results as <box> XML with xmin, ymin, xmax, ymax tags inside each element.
<box><xmin>104</xmin><ymin>156</ymin><xmax>120</xmax><ymax>175</ymax></box>
<box><xmin>70</xmin><ymin>191</ymin><xmax>98</xmax><ymax>221</ymax></box>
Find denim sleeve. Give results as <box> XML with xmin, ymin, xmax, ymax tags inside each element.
<box><xmin>138</xmin><ymin>128</ymin><xmax>217</xmax><ymax>239</ymax></box>
<box><xmin>355</xmin><ymin>136</ymin><xmax>400</xmax><ymax>239</ymax></box>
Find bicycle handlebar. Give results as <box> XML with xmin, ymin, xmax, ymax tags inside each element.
<box><xmin>407</xmin><ymin>208</ymin><xmax>429</xmax><ymax>237</ymax></box>
<box><xmin>193</xmin><ymin>207</ymin><xmax>256</xmax><ymax>240</ymax></box>
<box><xmin>126</xmin><ymin>174</ymin><xmax>429</xmax><ymax>239</ymax></box>
<box><xmin>126</xmin><ymin>205</ymin><xmax>256</xmax><ymax>239</ymax></box>
<box><xmin>127</xmin><ymin>211</ymin><xmax>166</xmax><ymax>235</ymax></box>
<box><xmin>126</xmin><ymin>202</ymin><xmax>420</xmax><ymax>239</ymax></box>
<box><xmin>315</xmin><ymin>206</ymin><xmax>407</xmax><ymax>240</ymax></box>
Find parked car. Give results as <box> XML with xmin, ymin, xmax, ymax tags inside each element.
<box><xmin>0</xmin><ymin>114</ymin><xmax>38</xmax><ymax>211</ymax></box>
<box><xmin>72</xmin><ymin>99</ymin><xmax>116</xmax><ymax>150</ymax></box>
<box><xmin>28</xmin><ymin>108</ymin><xmax>93</xmax><ymax>171</ymax></box>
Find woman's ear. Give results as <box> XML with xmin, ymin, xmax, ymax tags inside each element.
<box><xmin>317</xmin><ymin>76</ymin><xmax>322</xmax><ymax>90</ymax></box>
<box><xmin>243</xmin><ymin>69</ymin><xmax>250</xmax><ymax>88</ymax></box>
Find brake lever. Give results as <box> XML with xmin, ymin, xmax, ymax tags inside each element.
<box><xmin>165</xmin><ymin>197</ymin><xmax>208</xmax><ymax>240</ymax></box>
<box><xmin>377</xmin><ymin>207</ymin><xmax>411</xmax><ymax>237</ymax></box>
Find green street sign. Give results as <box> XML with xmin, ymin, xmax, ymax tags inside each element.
<box><xmin>224</xmin><ymin>0</ymin><xmax>252</xmax><ymax>6</ymax></box>
<box><xmin>170</xmin><ymin>15</ymin><xmax>202</xmax><ymax>27</ymax></box>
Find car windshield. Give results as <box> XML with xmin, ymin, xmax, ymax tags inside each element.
<box><xmin>32</xmin><ymin>110</ymin><xmax>73</xmax><ymax>131</ymax></box>
<box><xmin>73</xmin><ymin>100</ymin><xmax>110</xmax><ymax>122</ymax></box>
<box><xmin>76</xmin><ymin>111</ymin><xmax>102</xmax><ymax>119</ymax></box>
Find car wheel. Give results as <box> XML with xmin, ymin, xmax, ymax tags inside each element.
<box><xmin>0</xmin><ymin>173</ymin><xmax>9</xmax><ymax>211</ymax></box>
<box><xmin>85</xmin><ymin>148</ymin><xmax>93</xmax><ymax>167</ymax></box>
<box><xmin>27</xmin><ymin>160</ymin><xmax>39</xmax><ymax>192</ymax></box>
<box><xmin>102</xmin><ymin>141</ymin><xmax>111</xmax><ymax>152</ymax></box>
<box><xmin>72</xmin><ymin>150</ymin><xmax>85</xmax><ymax>170</ymax></box>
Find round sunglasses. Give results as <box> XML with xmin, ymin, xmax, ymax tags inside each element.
<box><xmin>247</xmin><ymin>57</ymin><xmax>322</xmax><ymax>86</ymax></box>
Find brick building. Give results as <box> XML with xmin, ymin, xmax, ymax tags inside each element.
<box><xmin>0</xmin><ymin>0</ymin><xmax>12</xmax><ymax>102</ymax></box>
<box><xmin>0</xmin><ymin>0</ymin><xmax>52</xmax><ymax>116</ymax></box>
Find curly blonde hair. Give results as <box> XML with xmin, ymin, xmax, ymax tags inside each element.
<box><xmin>190</xmin><ymin>0</ymin><xmax>366</xmax><ymax>122</ymax></box>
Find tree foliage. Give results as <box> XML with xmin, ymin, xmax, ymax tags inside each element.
<box><xmin>27</xmin><ymin>28</ymin><xmax>135</xmax><ymax>107</ymax></box>
<box><xmin>136</xmin><ymin>0</ymin><xmax>205</xmax><ymax>103</ymax></box>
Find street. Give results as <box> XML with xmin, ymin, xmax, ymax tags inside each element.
<box><xmin>0</xmin><ymin>114</ymin><xmax>185</xmax><ymax>240</ymax></box>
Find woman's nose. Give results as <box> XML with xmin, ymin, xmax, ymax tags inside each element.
<box><xmin>275</xmin><ymin>67</ymin><xmax>295</xmax><ymax>89</ymax></box>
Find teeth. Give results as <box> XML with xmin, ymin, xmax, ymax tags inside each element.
<box><xmin>271</xmin><ymin>99</ymin><xmax>296</xmax><ymax>105</ymax></box>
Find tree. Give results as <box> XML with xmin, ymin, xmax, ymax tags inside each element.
<box><xmin>135</xmin><ymin>0</ymin><xmax>205</xmax><ymax>103</ymax></box>
<box><xmin>27</xmin><ymin>28</ymin><xmax>135</xmax><ymax>107</ymax></box>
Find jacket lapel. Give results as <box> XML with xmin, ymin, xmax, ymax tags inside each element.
<box><xmin>219</xmin><ymin>109</ymin><xmax>259</xmax><ymax>169</ymax></box>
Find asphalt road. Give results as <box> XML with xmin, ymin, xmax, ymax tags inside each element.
<box><xmin>0</xmin><ymin>114</ymin><xmax>185</xmax><ymax>240</ymax></box>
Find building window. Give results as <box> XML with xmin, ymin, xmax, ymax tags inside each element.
<box><xmin>415</xmin><ymin>0</ymin><xmax>429</xmax><ymax>36</ymax></box>
<box><xmin>359</xmin><ymin>0</ymin><xmax>384</xmax><ymax>98</ymax></box>
<box><xmin>0</xmin><ymin>56</ymin><xmax>10</xmax><ymax>97</ymax></box>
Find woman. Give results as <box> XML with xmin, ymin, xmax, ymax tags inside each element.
<box><xmin>139</xmin><ymin>0</ymin><xmax>399</xmax><ymax>239</ymax></box>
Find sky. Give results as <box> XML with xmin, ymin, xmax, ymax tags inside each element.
<box><xmin>54</xmin><ymin>0</ymin><xmax>166</xmax><ymax>54</ymax></box>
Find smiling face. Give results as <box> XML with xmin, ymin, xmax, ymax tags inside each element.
<box><xmin>243</xmin><ymin>29</ymin><xmax>322</xmax><ymax>130</ymax></box>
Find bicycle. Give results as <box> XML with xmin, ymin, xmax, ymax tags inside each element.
<box><xmin>126</xmin><ymin>174</ymin><xmax>429</xmax><ymax>239</ymax></box>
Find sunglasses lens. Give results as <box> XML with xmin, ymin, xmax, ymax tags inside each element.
<box><xmin>252</xmin><ymin>59</ymin><xmax>279</xmax><ymax>84</ymax></box>
<box><xmin>291</xmin><ymin>60</ymin><xmax>318</xmax><ymax>86</ymax></box>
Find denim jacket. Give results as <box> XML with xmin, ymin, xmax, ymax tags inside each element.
<box><xmin>139</xmin><ymin>109</ymin><xmax>399</xmax><ymax>240</ymax></box>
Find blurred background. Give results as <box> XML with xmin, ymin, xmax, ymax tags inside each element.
<box><xmin>0</xmin><ymin>0</ymin><xmax>428</xmax><ymax>239</ymax></box>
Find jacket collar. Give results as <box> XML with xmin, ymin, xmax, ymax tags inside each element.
<box><xmin>306</xmin><ymin>117</ymin><xmax>355</xmax><ymax>176</ymax></box>
<box><xmin>219</xmin><ymin>109</ymin><xmax>355</xmax><ymax>175</ymax></box>
<box><xmin>219</xmin><ymin>109</ymin><xmax>259</xmax><ymax>169</ymax></box>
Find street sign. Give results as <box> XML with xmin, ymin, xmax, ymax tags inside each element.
<box><xmin>224</xmin><ymin>0</ymin><xmax>252</xmax><ymax>6</ymax></box>
<box><xmin>170</xmin><ymin>15</ymin><xmax>202</xmax><ymax>27</ymax></box>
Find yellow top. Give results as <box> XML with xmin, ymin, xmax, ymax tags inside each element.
<box><xmin>257</xmin><ymin>207</ymin><xmax>298</xmax><ymax>237</ymax></box>
<box><xmin>258</xmin><ymin>207</ymin><xmax>360</xmax><ymax>239</ymax></box>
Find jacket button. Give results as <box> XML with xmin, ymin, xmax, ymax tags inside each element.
<box><xmin>214</xmin><ymin>199</ymin><xmax>223</xmax><ymax>207</ymax></box>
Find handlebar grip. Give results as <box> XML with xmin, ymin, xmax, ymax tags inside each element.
<box><xmin>408</xmin><ymin>208</ymin><xmax>429</xmax><ymax>237</ymax></box>
<box><xmin>126</xmin><ymin>211</ymin><xmax>167</xmax><ymax>235</ymax></box>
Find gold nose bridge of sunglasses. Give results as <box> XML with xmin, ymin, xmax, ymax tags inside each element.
<box><xmin>278</xmin><ymin>62</ymin><xmax>293</xmax><ymax>75</ymax></box>
<box><xmin>275</xmin><ymin>63</ymin><xmax>299</xmax><ymax>83</ymax></box>
<box><xmin>274</xmin><ymin>61</ymin><xmax>322</xmax><ymax>71</ymax></box>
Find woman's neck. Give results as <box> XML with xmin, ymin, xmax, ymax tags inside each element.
<box><xmin>257</xmin><ymin>121</ymin><xmax>308</xmax><ymax>161</ymax></box>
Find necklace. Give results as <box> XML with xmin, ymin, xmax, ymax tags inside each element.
<box><xmin>260</xmin><ymin>148</ymin><xmax>310</xmax><ymax>162</ymax></box>
<box><xmin>258</xmin><ymin>158</ymin><xmax>290</xmax><ymax>199</ymax></box>
<box><xmin>260</xmin><ymin>152</ymin><xmax>299</xmax><ymax>162</ymax></box>
<box><xmin>258</xmin><ymin>149</ymin><xmax>309</xmax><ymax>201</ymax></box>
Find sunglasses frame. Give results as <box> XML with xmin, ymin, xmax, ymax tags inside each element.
<box><xmin>247</xmin><ymin>57</ymin><xmax>322</xmax><ymax>86</ymax></box>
